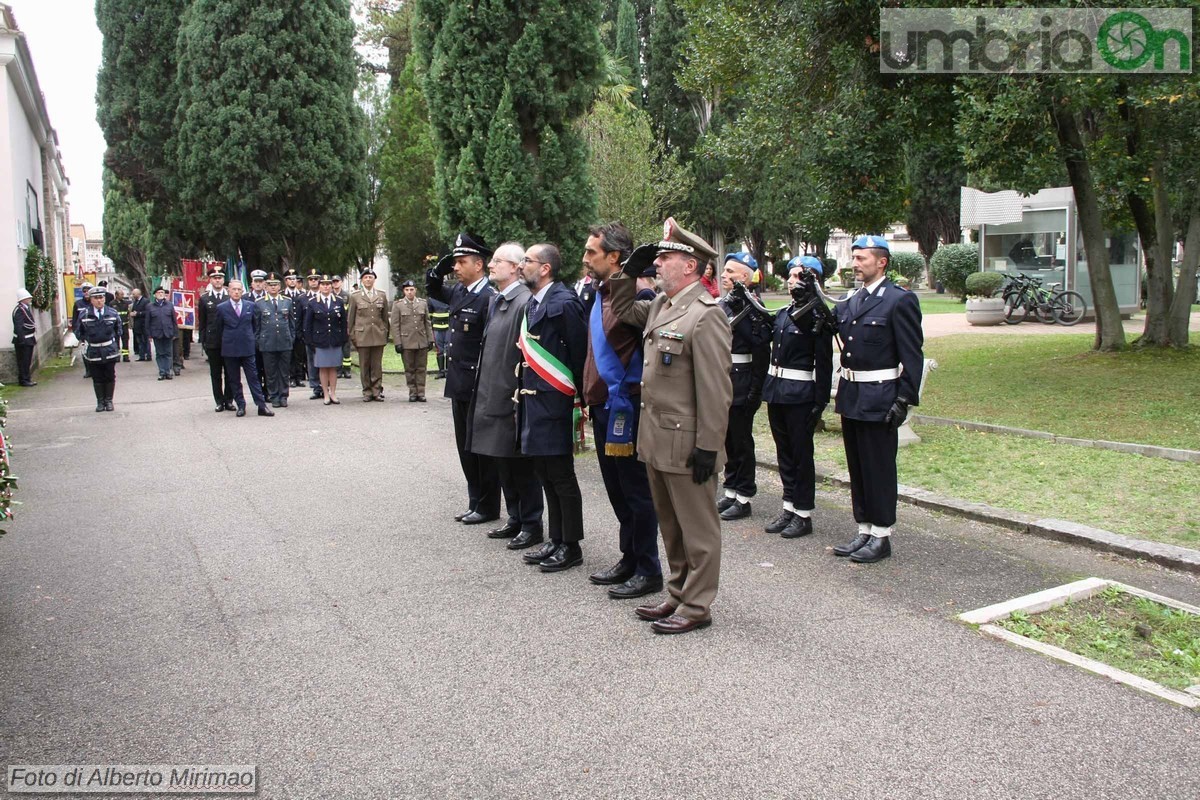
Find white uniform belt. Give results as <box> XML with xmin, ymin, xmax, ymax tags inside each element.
<box><xmin>840</xmin><ymin>365</ymin><xmax>902</xmax><ymax>382</ymax></box>
<box><xmin>88</xmin><ymin>339</ymin><xmax>115</xmax><ymax>347</ymax></box>
<box><xmin>730</xmin><ymin>353</ymin><xmax>753</xmax><ymax>364</ymax></box>
<box><xmin>768</xmin><ymin>365</ymin><xmax>814</xmax><ymax>381</ymax></box>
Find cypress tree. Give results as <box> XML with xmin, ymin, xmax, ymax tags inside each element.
<box><xmin>172</xmin><ymin>0</ymin><xmax>366</xmax><ymax>269</ymax></box>
<box><xmin>95</xmin><ymin>0</ymin><xmax>185</xmax><ymax>205</ymax></box>
<box><xmin>615</xmin><ymin>0</ymin><xmax>640</xmax><ymax>89</ymax></box>
<box><xmin>415</xmin><ymin>0</ymin><xmax>602</xmax><ymax>270</ymax></box>
<box><xmin>644</xmin><ymin>0</ymin><xmax>696</xmax><ymax>158</ymax></box>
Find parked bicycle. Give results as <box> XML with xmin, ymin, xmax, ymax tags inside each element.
<box><xmin>1001</xmin><ymin>273</ymin><xmax>1087</xmax><ymax>325</ymax></box>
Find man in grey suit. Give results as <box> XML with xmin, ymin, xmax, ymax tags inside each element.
<box><xmin>255</xmin><ymin>273</ymin><xmax>296</xmax><ymax>408</ymax></box>
<box><xmin>467</xmin><ymin>242</ymin><xmax>545</xmax><ymax>549</ymax></box>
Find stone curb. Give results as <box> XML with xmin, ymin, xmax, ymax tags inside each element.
<box><xmin>757</xmin><ymin>459</ymin><xmax>1200</xmax><ymax>575</ymax></box>
<box><xmin>910</xmin><ymin>414</ymin><xmax>1200</xmax><ymax>464</ymax></box>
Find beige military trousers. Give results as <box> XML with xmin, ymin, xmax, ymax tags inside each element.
<box><xmin>646</xmin><ymin>465</ymin><xmax>722</xmax><ymax>621</ymax></box>
<box><xmin>401</xmin><ymin>348</ymin><xmax>428</xmax><ymax>399</ymax></box>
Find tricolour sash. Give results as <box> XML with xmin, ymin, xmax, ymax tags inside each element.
<box><xmin>589</xmin><ymin>295</ymin><xmax>642</xmax><ymax>456</ymax></box>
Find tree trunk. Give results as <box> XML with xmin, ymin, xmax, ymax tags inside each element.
<box><xmin>1049</xmin><ymin>98</ymin><xmax>1125</xmax><ymax>351</ymax></box>
<box><xmin>1166</xmin><ymin>200</ymin><xmax>1198</xmax><ymax>347</ymax></box>
<box><xmin>1136</xmin><ymin>157</ymin><xmax>1176</xmax><ymax>346</ymax></box>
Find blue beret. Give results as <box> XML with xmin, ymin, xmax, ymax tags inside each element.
<box><xmin>724</xmin><ymin>252</ymin><xmax>758</xmax><ymax>270</ymax></box>
<box><xmin>787</xmin><ymin>256</ymin><xmax>824</xmax><ymax>276</ymax></box>
<box><xmin>851</xmin><ymin>235</ymin><xmax>890</xmax><ymax>252</ymax></box>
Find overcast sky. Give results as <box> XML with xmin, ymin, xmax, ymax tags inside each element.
<box><xmin>11</xmin><ymin>0</ymin><xmax>106</xmax><ymax>235</ymax></box>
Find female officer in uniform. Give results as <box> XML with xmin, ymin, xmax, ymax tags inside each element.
<box><xmin>74</xmin><ymin>286</ymin><xmax>123</xmax><ymax>412</ymax></box>
<box><xmin>304</xmin><ymin>275</ymin><xmax>347</xmax><ymax>405</ymax></box>
<box><xmin>762</xmin><ymin>256</ymin><xmax>834</xmax><ymax>539</ymax></box>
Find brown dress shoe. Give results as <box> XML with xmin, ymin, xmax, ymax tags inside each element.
<box><xmin>651</xmin><ymin>614</ymin><xmax>712</xmax><ymax>635</ymax></box>
<box><xmin>634</xmin><ymin>601</ymin><xmax>677</xmax><ymax>621</ymax></box>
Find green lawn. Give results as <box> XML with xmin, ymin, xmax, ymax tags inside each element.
<box><xmin>921</xmin><ymin>334</ymin><xmax>1200</xmax><ymax>449</ymax></box>
<box><xmin>997</xmin><ymin>585</ymin><xmax>1200</xmax><ymax>691</ymax></box>
<box><xmin>761</xmin><ymin>291</ymin><xmax>962</xmax><ymax>313</ymax></box>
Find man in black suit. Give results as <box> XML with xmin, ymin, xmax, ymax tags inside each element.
<box><xmin>515</xmin><ymin>243</ymin><xmax>589</xmax><ymax>573</ymax></box>
<box><xmin>831</xmin><ymin>236</ymin><xmax>924</xmax><ymax>563</ymax></box>
<box><xmin>426</xmin><ymin>233</ymin><xmax>499</xmax><ymax>525</ymax></box>
<box><xmin>197</xmin><ymin>268</ymin><xmax>234</xmax><ymax>412</ymax></box>
<box><xmin>212</xmin><ymin>280</ymin><xmax>273</xmax><ymax>418</ymax></box>
<box><xmin>129</xmin><ymin>288</ymin><xmax>150</xmax><ymax>361</ymax></box>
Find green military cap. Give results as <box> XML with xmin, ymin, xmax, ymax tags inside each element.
<box><xmin>656</xmin><ymin>217</ymin><xmax>717</xmax><ymax>264</ymax></box>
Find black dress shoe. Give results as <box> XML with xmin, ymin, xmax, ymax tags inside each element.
<box><xmin>507</xmin><ymin>530</ymin><xmax>544</xmax><ymax>550</ymax></box>
<box><xmin>780</xmin><ymin>515</ymin><xmax>813</xmax><ymax>539</ymax></box>
<box><xmin>651</xmin><ymin>614</ymin><xmax>712</xmax><ymax>635</ymax></box>
<box><xmin>236</xmin><ymin>406</ymin><xmax>246</xmax><ymax>417</ymax></box>
<box><xmin>765</xmin><ymin>510</ymin><xmax>795</xmax><ymax>534</ymax></box>
<box><xmin>833</xmin><ymin>532</ymin><xmax>872</xmax><ymax>557</ymax></box>
<box><xmin>417</xmin><ymin>397</ymin><xmax>426</xmax><ymax>402</ymax></box>
<box><xmin>460</xmin><ymin>511</ymin><xmax>499</xmax><ymax>525</ymax></box>
<box><xmin>608</xmin><ymin>574</ymin><xmax>664</xmax><ymax>599</ymax></box>
<box><xmin>258</xmin><ymin>406</ymin><xmax>275</xmax><ymax>417</ymax></box>
<box><xmin>158</xmin><ymin>375</ymin><xmax>165</xmax><ymax>381</ymax></box>
<box><xmin>719</xmin><ymin>500</ymin><xmax>752</xmax><ymax>521</ymax></box>
<box><xmin>716</xmin><ymin>495</ymin><xmax>737</xmax><ymax>513</ymax></box>
<box><xmin>19</xmin><ymin>381</ymin><xmax>36</xmax><ymax>387</ymax></box>
<box><xmin>522</xmin><ymin>541</ymin><xmax>559</xmax><ymax>564</ymax></box>
<box><xmin>173</xmin><ymin>368</ymin><xmax>181</xmax><ymax>376</ymax></box>
<box><xmin>164</xmin><ymin>373</ymin><xmax>173</xmax><ymax>380</ymax></box>
<box><xmin>271</xmin><ymin>400</ymin><xmax>282</xmax><ymax>408</ymax></box>
<box><xmin>539</xmin><ymin>544</ymin><xmax>583</xmax><ymax>573</ymax></box>
<box><xmin>224</xmin><ymin>401</ymin><xmax>237</xmax><ymax>411</ymax></box>
<box><xmin>589</xmin><ymin>563</ymin><xmax>636</xmax><ymax>586</ymax></box>
<box><xmin>280</xmin><ymin>398</ymin><xmax>288</xmax><ymax>407</ymax></box>
<box><xmin>486</xmin><ymin>522</ymin><xmax>521</xmax><ymax>539</ymax></box>
<box><xmin>454</xmin><ymin>509</ymin><xmax>472</xmax><ymax>522</ymax></box>
<box><xmin>309</xmin><ymin>390</ymin><xmax>324</xmax><ymax>400</ymax></box>
<box><xmin>849</xmin><ymin>536</ymin><xmax>892</xmax><ymax>563</ymax></box>
<box><xmin>215</xmin><ymin>404</ymin><xmax>225</xmax><ymax>412</ymax></box>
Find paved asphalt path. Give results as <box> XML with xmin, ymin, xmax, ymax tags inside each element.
<box><xmin>2</xmin><ymin>357</ymin><xmax>1197</xmax><ymax>799</ymax></box>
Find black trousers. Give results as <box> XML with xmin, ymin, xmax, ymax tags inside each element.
<box><xmin>89</xmin><ymin>359</ymin><xmax>116</xmax><ymax>395</ymax></box>
<box><xmin>722</xmin><ymin>400</ymin><xmax>761</xmax><ymax>497</ymax></box>
<box><xmin>15</xmin><ymin>343</ymin><xmax>34</xmax><ymax>384</ymax></box>
<box><xmin>205</xmin><ymin>347</ymin><xmax>232</xmax><ymax>405</ymax></box>
<box><xmin>133</xmin><ymin>328</ymin><xmax>150</xmax><ymax>359</ymax></box>
<box><xmin>262</xmin><ymin>350</ymin><xmax>291</xmax><ymax>403</ymax></box>
<box><xmin>452</xmin><ymin>399</ymin><xmax>499</xmax><ymax>517</ymax></box>
<box><xmin>592</xmin><ymin>405</ymin><xmax>660</xmax><ymax>576</ymax></box>
<box><xmin>841</xmin><ymin>416</ymin><xmax>898</xmax><ymax>528</ymax></box>
<box><xmin>531</xmin><ymin>454</ymin><xmax>583</xmax><ymax>545</ymax></box>
<box><xmin>255</xmin><ymin>350</ymin><xmax>267</xmax><ymax>395</ymax></box>
<box><xmin>495</xmin><ymin>456</ymin><xmax>544</xmax><ymax>532</ymax></box>
<box><xmin>291</xmin><ymin>338</ymin><xmax>308</xmax><ymax>382</ymax></box>
<box><xmin>223</xmin><ymin>355</ymin><xmax>266</xmax><ymax>410</ymax></box>
<box><xmin>768</xmin><ymin>402</ymin><xmax>817</xmax><ymax>510</ymax></box>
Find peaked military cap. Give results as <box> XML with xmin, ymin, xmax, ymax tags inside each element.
<box><xmin>656</xmin><ymin>217</ymin><xmax>717</xmax><ymax>263</ymax></box>
<box><xmin>89</xmin><ymin>287</ymin><xmax>109</xmax><ymax>298</ymax></box>
<box><xmin>851</xmin><ymin>234</ymin><xmax>890</xmax><ymax>252</ymax></box>
<box><xmin>401</xmin><ymin>279</ymin><xmax>416</xmax><ymax>288</ymax></box>
<box><xmin>208</xmin><ymin>266</ymin><xmax>225</xmax><ymax>278</ymax></box>
<box><xmin>283</xmin><ymin>268</ymin><xmax>299</xmax><ymax>279</ymax></box>
<box><xmin>318</xmin><ymin>275</ymin><xmax>333</xmax><ymax>284</ymax></box>
<box><xmin>306</xmin><ymin>268</ymin><xmax>321</xmax><ymax>280</ymax></box>
<box><xmin>265</xmin><ymin>272</ymin><xmax>281</xmax><ymax>283</ymax></box>
<box><xmin>360</xmin><ymin>266</ymin><xmax>377</xmax><ymax>278</ymax></box>
<box><xmin>435</xmin><ymin>232</ymin><xmax>493</xmax><ymax>274</ymax></box>
<box><xmin>250</xmin><ymin>269</ymin><xmax>268</xmax><ymax>280</ymax></box>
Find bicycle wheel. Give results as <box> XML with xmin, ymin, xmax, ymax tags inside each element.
<box><xmin>1033</xmin><ymin>297</ymin><xmax>1056</xmax><ymax>324</ymax></box>
<box><xmin>1053</xmin><ymin>291</ymin><xmax>1087</xmax><ymax>325</ymax></box>
<box><xmin>1003</xmin><ymin>294</ymin><xmax>1027</xmax><ymax>324</ymax></box>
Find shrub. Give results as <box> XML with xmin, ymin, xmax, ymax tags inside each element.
<box><xmin>838</xmin><ymin>266</ymin><xmax>855</xmax><ymax>287</ymax></box>
<box><xmin>887</xmin><ymin>272</ymin><xmax>910</xmax><ymax>288</ymax></box>
<box><xmin>929</xmin><ymin>243</ymin><xmax>980</xmax><ymax>299</ymax></box>
<box><xmin>890</xmin><ymin>251</ymin><xmax>926</xmax><ymax>286</ymax></box>
<box><xmin>762</xmin><ymin>272</ymin><xmax>784</xmax><ymax>292</ymax></box>
<box><xmin>821</xmin><ymin>257</ymin><xmax>838</xmax><ymax>280</ymax></box>
<box><xmin>23</xmin><ymin>245</ymin><xmax>57</xmax><ymax>311</ymax></box>
<box><xmin>965</xmin><ymin>271</ymin><xmax>1005</xmax><ymax>298</ymax></box>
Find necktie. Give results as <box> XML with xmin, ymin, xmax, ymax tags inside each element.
<box><xmin>852</xmin><ymin>288</ymin><xmax>868</xmax><ymax>315</ymax></box>
<box><xmin>273</xmin><ymin>299</ymin><xmax>279</xmax><ymax>313</ymax></box>
<box><xmin>527</xmin><ymin>298</ymin><xmax>539</xmax><ymax>318</ymax></box>
<box><xmin>235</xmin><ymin>302</ymin><xmax>241</xmax><ymax>317</ymax></box>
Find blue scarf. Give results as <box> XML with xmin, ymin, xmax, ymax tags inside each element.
<box><xmin>589</xmin><ymin>292</ymin><xmax>642</xmax><ymax>456</ymax></box>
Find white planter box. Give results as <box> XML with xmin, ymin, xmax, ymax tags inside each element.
<box><xmin>965</xmin><ymin>297</ymin><xmax>1005</xmax><ymax>326</ymax></box>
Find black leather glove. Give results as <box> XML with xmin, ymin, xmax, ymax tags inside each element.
<box><xmin>885</xmin><ymin>398</ymin><xmax>910</xmax><ymax>431</ymax></box>
<box><xmin>621</xmin><ymin>244</ymin><xmax>658</xmax><ymax>279</ymax></box>
<box><xmin>789</xmin><ymin>283</ymin><xmax>808</xmax><ymax>305</ymax></box>
<box><xmin>686</xmin><ymin>448</ymin><xmax>717</xmax><ymax>484</ymax></box>
<box><xmin>807</xmin><ymin>404</ymin><xmax>826</xmax><ymax>432</ymax></box>
<box><xmin>394</xmin><ymin>344</ymin><xmax>401</xmax><ymax>354</ymax></box>
<box><xmin>427</xmin><ymin>342</ymin><xmax>434</xmax><ymax>350</ymax></box>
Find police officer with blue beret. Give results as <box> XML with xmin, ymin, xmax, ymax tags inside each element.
<box><xmin>763</xmin><ymin>256</ymin><xmax>835</xmax><ymax>539</ymax></box>
<box><xmin>831</xmin><ymin>236</ymin><xmax>924</xmax><ymax>563</ymax></box>
<box><xmin>715</xmin><ymin>252</ymin><xmax>773</xmax><ymax>521</ymax></box>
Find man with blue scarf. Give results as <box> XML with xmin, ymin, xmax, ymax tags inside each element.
<box><xmin>580</xmin><ymin>223</ymin><xmax>662</xmax><ymax>600</ymax></box>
